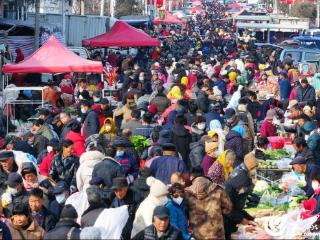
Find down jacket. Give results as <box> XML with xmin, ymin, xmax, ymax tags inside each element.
<box><xmin>76</xmin><ymin>151</ymin><xmax>105</xmax><ymax>192</ymax></box>
<box><xmin>65</xmin><ymin>131</ymin><xmax>86</xmax><ymax>157</ymax></box>
<box><xmin>224</xmin><ymin>130</ymin><xmax>244</xmax><ymax>167</ymax></box>
<box><xmin>185</xmin><ymin>177</ymin><xmax>232</xmax><ymax>240</ymax></box>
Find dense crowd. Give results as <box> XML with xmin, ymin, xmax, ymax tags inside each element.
<box><xmin>1</xmin><ymin>0</ymin><xmax>320</xmax><ymax>239</ymax></box>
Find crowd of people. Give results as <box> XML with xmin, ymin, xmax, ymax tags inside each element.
<box><xmin>1</xmin><ymin>0</ymin><xmax>320</xmax><ymax>239</ymax></box>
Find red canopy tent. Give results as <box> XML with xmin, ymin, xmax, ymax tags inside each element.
<box><xmin>227</xmin><ymin>2</ymin><xmax>241</xmax><ymax>9</ymax></box>
<box><xmin>191</xmin><ymin>6</ymin><xmax>204</xmax><ymax>13</ymax></box>
<box><xmin>82</xmin><ymin>21</ymin><xmax>161</xmax><ymax>47</ymax></box>
<box><xmin>153</xmin><ymin>11</ymin><xmax>183</xmax><ymax>25</ymax></box>
<box><xmin>3</xmin><ymin>36</ymin><xmax>103</xmax><ymax>74</ymax></box>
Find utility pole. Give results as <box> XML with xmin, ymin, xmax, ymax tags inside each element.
<box><xmin>34</xmin><ymin>0</ymin><xmax>40</xmax><ymax>49</ymax></box>
<box><xmin>62</xmin><ymin>0</ymin><xmax>66</xmax><ymax>43</ymax></box>
<box><xmin>110</xmin><ymin>0</ymin><xmax>115</xmax><ymax>18</ymax></box>
<box><xmin>100</xmin><ymin>0</ymin><xmax>105</xmax><ymax>16</ymax></box>
<box><xmin>317</xmin><ymin>0</ymin><xmax>320</xmax><ymax>28</ymax></box>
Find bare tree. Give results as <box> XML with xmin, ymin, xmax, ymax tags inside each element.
<box><xmin>114</xmin><ymin>0</ymin><xmax>143</xmax><ymax>18</ymax></box>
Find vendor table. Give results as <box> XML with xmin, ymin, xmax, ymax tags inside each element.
<box><xmin>257</xmin><ymin>168</ymin><xmax>291</xmax><ymax>184</ymax></box>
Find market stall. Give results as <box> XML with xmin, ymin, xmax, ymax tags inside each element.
<box><xmin>153</xmin><ymin>11</ymin><xmax>183</xmax><ymax>25</ymax></box>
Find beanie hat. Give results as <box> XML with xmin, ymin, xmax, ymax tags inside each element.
<box><xmin>60</xmin><ymin>204</ymin><xmax>78</xmax><ymax>219</ymax></box>
<box><xmin>148</xmin><ymin>104</ymin><xmax>158</xmax><ymax>115</ymax></box>
<box><xmin>244</xmin><ymin>152</ymin><xmax>257</xmax><ymax>171</ymax></box>
<box><xmin>146</xmin><ymin>177</ymin><xmax>168</xmax><ymax>197</ymax></box>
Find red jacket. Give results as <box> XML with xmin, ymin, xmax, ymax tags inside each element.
<box><xmin>260</xmin><ymin>120</ymin><xmax>277</xmax><ymax>138</ymax></box>
<box><xmin>39</xmin><ymin>151</ymin><xmax>54</xmax><ymax>177</ymax></box>
<box><xmin>65</xmin><ymin>131</ymin><xmax>86</xmax><ymax>157</ymax></box>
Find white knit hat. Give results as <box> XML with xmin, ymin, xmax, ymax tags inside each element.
<box><xmin>146</xmin><ymin>177</ymin><xmax>168</xmax><ymax>197</ymax></box>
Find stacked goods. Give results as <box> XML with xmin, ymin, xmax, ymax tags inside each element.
<box><xmin>258</xmin><ymin>149</ymin><xmax>290</xmax><ymax>169</ymax></box>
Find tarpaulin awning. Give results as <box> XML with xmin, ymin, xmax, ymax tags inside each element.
<box><xmin>82</xmin><ymin>21</ymin><xmax>161</xmax><ymax>47</ymax></box>
<box><xmin>3</xmin><ymin>36</ymin><xmax>103</xmax><ymax>74</ymax></box>
<box><xmin>191</xmin><ymin>6</ymin><xmax>204</xmax><ymax>13</ymax></box>
<box><xmin>153</xmin><ymin>11</ymin><xmax>183</xmax><ymax>25</ymax></box>
<box><xmin>227</xmin><ymin>2</ymin><xmax>241</xmax><ymax>9</ymax></box>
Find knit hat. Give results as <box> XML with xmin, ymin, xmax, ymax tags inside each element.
<box><xmin>148</xmin><ymin>104</ymin><xmax>158</xmax><ymax>115</ymax></box>
<box><xmin>244</xmin><ymin>152</ymin><xmax>257</xmax><ymax>171</ymax></box>
<box><xmin>61</xmin><ymin>204</ymin><xmax>78</xmax><ymax>219</ymax></box>
<box><xmin>146</xmin><ymin>177</ymin><xmax>168</xmax><ymax>197</ymax></box>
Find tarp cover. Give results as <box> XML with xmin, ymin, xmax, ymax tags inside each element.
<box><xmin>3</xmin><ymin>36</ymin><xmax>103</xmax><ymax>73</ymax></box>
<box><xmin>227</xmin><ymin>2</ymin><xmax>241</xmax><ymax>9</ymax></box>
<box><xmin>82</xmin><ymin>21</ymin><xmax>161</xmax><ymax>47</ymax></box>
<box><xmin>191</xmin><ymin>6</ymin><xmax>204</xmax><ymax>13</ymax></box>
<box><xmin>153</xmin><ymin>11</ymin><xmax>183</xmax><ymax>25</ymax></box>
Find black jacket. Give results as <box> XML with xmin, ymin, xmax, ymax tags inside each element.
<box><xmin>196</xmin><ymin>90</ymin><xmax>210</xmax><ymax>113</ymax></box>
<box><xmin>13</xmin><ymin>139</ymin><xmax>36</xmax><ymax>157</ymax></box>
<box><xmin>45</xmin><ymin>218</ymin><xmax>81</xmax><ymax>240</ymax></box>
<box><xmin>133</xmin><ymin>224</ymin><xmax>182</xmax><ymax>240</ymax></box>
<box><xmin>131</xmin><ymin>176</ymin><xmax>150</xmax><ymax>199</ymax></box>
<box><xmin>81</xmin><ymin>203</ymin><xmax>105</xmax><ymax>228</ymax></box>
<box><xmin>49</xmin><ymin>153</ymin><xmax>79</xmax><ymax>188</ymax></box>
<box><xmin>172</xmin><ymin>124</ymin><xmax>192</xmax><ymax>169</ymax></box>
<box><xmin>37</xmin><ymin>207</ymin><xmax>57</xmax><ymax>231</ymax></box>
<box><xmin>92</xmin><ymin>157</ymin><xmax>125</xmax><ymax>188</ymax></box>
<box><xmin>224</xmin><ymin>163</ymin><xmax>254</xmax><ymax>237</ymax></box>
<box><xmin>33</xmin><ymin>135</ymin><xmax>49</xmax><ymax>157</ymax></box>
<box><xmin>83</xmin><ymin>109</ymin><xmax>100</xmax><ymax>139</ymax></box>
<box><xmin>5</xmin><ymin>188</ymin><xmax>29</xmax><ymax>218</ymax></box>
<box><xmin>60</xmin><ymin>119</ymin><xmax>78</xmax><ymax>139</ymax></box>
<box><xmin>189</xmin><ymin>141</ymin><xmax>205</xmax><ymax>169</ymax></box>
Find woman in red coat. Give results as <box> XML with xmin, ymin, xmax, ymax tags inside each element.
<box><xmin>65</xmin><ymin>121</ymin><xmax>86</xmax><ymax>157</ymax></box>
<box><xmin>260</xmin><ymin>109</ymin><xmax>277</xmax><ymax>138</ymax></box>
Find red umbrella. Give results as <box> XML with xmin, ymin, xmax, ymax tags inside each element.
<box><xmin>227</xmin><ymin>2</ymin><xmax>241</xmax><ymax>9</ymax></box>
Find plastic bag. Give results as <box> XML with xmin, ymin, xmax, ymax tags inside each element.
<box><xmin>276</xmin><ymin>158</ymin><xmax>292</xmax><ymax>170</ymax></box>
<box><xmin>65</xmin><ymin>191</ymin><xmax>89</xmax><ymax>224</ymax></box>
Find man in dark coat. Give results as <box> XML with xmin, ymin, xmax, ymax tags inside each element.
<box><xmin>49</xmin><ymin>140</ymin><xmax>79</xmax><ymax>189</ymax></box>
<box><xmin>171</xmin><ymin>114</ymin><xmax>192</xmax><ymax>169</ymax></box>
<box><xmin>132</xmin><ymin>206</ymin><xmax>182</xmax><ymax>240</ymax></box>
<box><xmin>59</xmin><ymin>112</ymin><xmax>79</xmax><ymax>139</ymax></box>
<box><xmin>45</xmin><ymin>205</ymin><xmax>81</xmax><ymax>240</ymax></box>
<box><xmin>196</xmin><ymin>86</ymin><xmax>211</xmax><ymax>113</ymax></box>
<box><xmin>28</xmin><ymin>188</ymin><xmax>57</xmax><ymax>231</ymax></box>
<box><xmin>4</xmin><ymin>135</ymin><xmax>36</xmax><ymax>157</ymax></box>
<box><xmin>24</xmin><ymin>132</ymin><xmax>48</xmax><ymax>158</ymax></box>
<box><xmin>150</xmin><ymin>143</ymin><xmax>187</xmax><ymax>184</ymax></box>
<box><xmin>80</xmin><ymin>100</ymin><xmax>100</xmax><ymax>139</ymax></box>
<box><xmin>296</xmin><ymin>78</ymin><xmax>316</xmax><ymax>107</ymax></box>
<box><xmin>110</xmin><ymin>177</ymin><xmax>144</xmax><ymax>240</ymax></box>
<box><xmin>0</xmin><ymin>151</ymin><xmax>19</xmax><ymax>196</ymax></box>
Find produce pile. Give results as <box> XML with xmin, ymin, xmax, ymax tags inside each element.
<box><xmin>258</xmin><ymin>149</ymin><xmax>290</xmax><ymax>169</ymax></box>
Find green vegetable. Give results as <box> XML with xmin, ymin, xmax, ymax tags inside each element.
<box><xmin>265</xmin><ymin>149</ymin><xmax>289</xmax><ymax>160</ymax></box>
<box><xmin>130</xmin><ymin>135</ymin><xmax>151</xmax><ymax>155</ymax></box>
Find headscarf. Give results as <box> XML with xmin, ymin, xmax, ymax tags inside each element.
<box><xmin>181</xmin><ymin>76</ymin><xmax>188</xmax><ymax>86</ymax></box>
<box><xmin>167</xmin><ymin>86</ymin><xmax>183</xmax><ymax>100</ymax></box>
<box><xmin>217</xmin><ymin>150</ymin><xmax>234</xmax><ymax>180</ymax></box>
<box><xmin>232</xmin><ymin>125</ymin><xmax>245</xmax><ymax>138</ymax></box>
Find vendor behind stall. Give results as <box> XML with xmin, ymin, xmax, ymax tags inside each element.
<box><xmin>290</xmin><ymin>156</ymin><xmax>320</xmax><ymax>198</ymax></box>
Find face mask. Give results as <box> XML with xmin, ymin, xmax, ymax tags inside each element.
<box><xmin>94</xmin><ymin>98</ymin><xmax>100</xmax><ymax>103</ymax></box>
<box><xmin>312</xmin><ymin>181</ymin><xmax>320</xmax><ymax>190</ymax></box>
<box><xmin>116</xmin><ymin>151</ymin><xmax>125</xmax><ymax>158</ymax></box>
<box><xmin>27</xmin><ymin>140</ymin><xmax>33</xmax><ymax>145</ymax></box>
<box><xmin>226</xmin><ymin>118</ymin><xmax>233</xmax><ymax>123</ymax></box>
<box><xmin>105</xmin><ymin>125</ymin><xmax>112</xmax><ymax>132</ymax></box>
<box><xmin>197</xmin><ymin>123</ymin><xmax>206</xmax><ymax>130</ymax></box>
<box><xmin>81</xmin><ymin>108</ymin><xmax>87</xmax><ymax>114</ymax></box>
<box><xmin>7</xmin><ymin>187</ymin><xmax>18</xmax><ymax>196</ymax></box>
<box><xmin>173</xmin><ymin>196</ymin><xmax>183</xmax><ymax>205</ymax></box>
<box><xmin>139</xmin><ymin>76</ymin><xmax>144</xmax><ymax>81</ymax></box>
<box><xmin>56</xmin><ymin>193</ymin><xmax>66</xmax><ymax>204</ymax></box>
<box><xmin>47</xmin><ymin>146</ymin><xmax>53</xmax><ymax>152</ymax></box>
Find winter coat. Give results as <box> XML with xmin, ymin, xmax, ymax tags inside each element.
<box><xmin>197</xmin><ymin>90</ymin><xmax>210</xmax><ymax>113</ymax></box>
<box><xmin>131</xmin><ymin>176</ymin><xmax>150</xmax><ymax>199</ymax></box>
<box><xmin>185</xmin><ymin>177</ymin><xmax>232</xmax><ymax>240</ymax></box>
<box><xmin>150</xmin><ymin>95</ymin><xmax>171</xmax><ymax>114</ymax></box>
<box><xmin>37</xmin><ymin>124</ymin><xmax>54</xmax><ymax>141</ymax></box>
<box><xmin>45</xmin><ymin>218</ymin><xmax>81</xmax><ymax>240</ymax></box>
<box><xmin>60</xmin><ymin>119</ymin><xmax>78</xmax><ymax>139</ymax></box>
<box><xmin>133</xmin><ymin>125</ymin><xmax>154</xmax><ymax>138</ymax></box>
<box><xmin>114</xmin><ymin>103</ymin><xmax>134</xmax><ymax>127</ymax></box>
<box><xmin>302</xmin><ymin>163</ymin><xmax>320</xmax><ymax>198</ymax></box>
<box><xmin>150</xmin><ymin>155</ymin><xmax>186</xmax><ymax>185</ymax></box>
<box><xmin>165</xmin><ymin>198</ymin><xmax>191</xmax><ymax>240</ymax></box>
<box><xmin>8</xmin><ymin>218</ymin><xmax>45</xmax><ymax>240</ymax></box>
<box><xmin>172</xmin><ymin>124</ymin><xmax>192</xmax><ymax>169</ymax></box>
<box><xmin>301</xmin><ymin>189</ymin><xmax>320</xmax><ymax>219</ymax></box>
<box><xmin>201</xmin><ymin>154</ymin><xmax>215</xmax><ymax>176</ymax></box>
<box><xmin>207</xmin><ymin>161</ymin><xmax>225</xmax><ymax>185</ymax></box>
<box><xmin>204</xmin><ymin>111</ymin><xmax>224</xmax><ymax>128</ymax></box>
<box><xmin>4</xmin><ymin>188</ymin><xmax>29</xmax><ymax>218</ymax></box>
<box><xmin>76</xmin><ymin>151</ymin><xmax>105</xmax><ymax>192</ymax></box>
<box><xmin>224</xmin><ymin>163</ymin><xmax>254</xmax><ymax>237</ymax></box>
<box><xmin>307</xmin><ymin>129</ymin><xmax>320</xmax><ymax>164</ymax></box>
<box><xmin>224</xmin><ymin>130</ymin><xmax>244</xmax><ymax>167</ymax></box>
<box><xmin>191</xmin><ymin>125</ymin><xmax>206</xmax><ymax>143</ymax></box>
<box><xmin>132</xmin><ymin>224</ymin><xmax>182</xmax><ymax>240</ymax></box>
<box><xmin>115</xmin><ymin>152</ymin><xmax>139</xmax><ymax>178</ymax></box>
<box><xmin>92</xmin><ymin>157</ymin><xmax>125</xmax><ymax>188</ymax></box>
<box><xmin>189</xmin><ymin>141</ymin><xmax>205</xmax><ymax>169</ymax></box>
<box><xmin>33</xmin><ymin>135</ymin><xmax>48</xmax><ymax>157</ymax></box>
<box><xmin>65</xmin><ymin>131</ymin><xmax>86</xmax><ymax>157</ymax></box>
<box><xmin>82</xmin><ymin>109</ymin><xmax>100</xmax><ymax>139</ymax></box>
<box><xmin>132</xmin><ymin>194</ymin><xmax>167</xmax><ymax>238</ymax></box>
<box><xmin>37</xmin><ymin>207</ymin><xmax>57</xmax><ymax>232</ymax></box>
<box><xmin>279</xmin><ymin>78</ymin><xmax>291</xmax><ymax>99</ymax></box>
<box><xmin>49</xmin><ymin>153</ymin><xmax>79</xmax><ymax>188</ymax></box>
<box><xmin>260</xmin><ymin>120</ymin><xmax>277</xmax><ymax>138</ymax></box>
<box><xmin>0</xmin><ymin>220</ymin><xmax>12</xmax><ymax>240</ymax></box>
<box><xmin>214</xmin><ymin>78</ymin><xmax>227</xmax><ymax>97</ymax></box>
<box><xmin>296</xmin><ymin>85</ymin><xmax>316</xmax><ymax>106</ymax></box>
<box><xmin>39</xmin><ymin>151</ymin><xmax>54</xmax><ymax>177</ymax></box>
<box><xmin>81</xmin><ymin>204</ymin><xmax>105</xmax><ymax>227</ymax></box>
<box><xmin>111</xmin><ymin>188</ymin><xmax>144</xmax><ymax>239</ymax></box>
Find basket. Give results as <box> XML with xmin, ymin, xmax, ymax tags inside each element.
<box><xmin>268</xmin><ymin>137</ymin><xmax>292</xmax><ymax>149</ymax></box>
